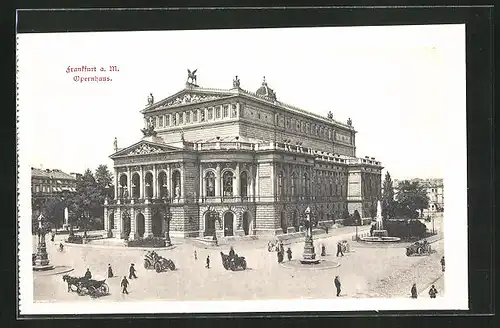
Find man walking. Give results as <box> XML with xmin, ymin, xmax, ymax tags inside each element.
<box><xmin>334</xmin><ymin>276</ymin><xmax>341</xmax><ymax>297</ymax></box>
<box><xmin>129</xmin><ymin>263</ymin><xmax>137</xmax><ymax>279</ymax></box>
<box><xmin>410</xmin><ymin>283</ymin><xmax>418</xmax><ymax>299</ymax></box>
<box><xmin>336</xmin><ymin>242</ymin><xmax>344</xmax><ymax>257</ymax></box>
<box><xmin>440</xmin><ymin>256</ymin><xmax>445</xmax><ymax>272</ymax></box>
<box><xmin>205</xmin><ymin>255</ymin><xmax>210</xmax><ymax>269</ymax></box>
<box><xmin>194</xmin><ymin>250</ymin><xmax>197</xmax><ymax>260</ymax></box>
<box><xmin>428</xmin><ymin>285</ymin><xmax>438</xmax><ymax>298</ymax></box>
<box><xmin>120</xmin><ymin>276</ymin><xmax>129</xmax><ymax>294</ymax></box>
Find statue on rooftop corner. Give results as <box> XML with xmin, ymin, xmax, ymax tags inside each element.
<box><xmin>347</xmin><ymin>117</ymin><xmax>352</xmax><ymax>126</ymax></box>
<box><xmin>233</xmin><ymin>75</ymin><xmax>240</xmax><ymax>88</ymax></box>
<box><xmin>113</xmin><ymin>137</ymin><xmax>118</xmax><ymax>152</ymax></box>
<box><xmin>147</xmin><ymin>93</ymin><xmax>154</xmax><ymax>105</ymax></box>
<box><xmin>187</xmin><ymin>69</ymin><xmax>197</xmax><ymax>85</ymax></box>
<box><xmin>327</xmin><ymin>111</ymin><xmax>333</xmax><ymax>119</ymax></box>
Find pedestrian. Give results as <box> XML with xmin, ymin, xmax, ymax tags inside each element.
<box><xmin>440</xmin><ymin>256</ymin><xmax>445</xmax><ymax>272</ymax></box>
<box><xmin>107</xmin><ymin>264</ymin><xmax>114</xmax><ymax>278</ymax></box>
<box><xmin>129</xmin><ymin>263</ymin><xmax>137</xmax><ymax>279</ymax></box>
<box><xmin>51</xmin><ymin>231</ymin><xmax>55</xmax><ymax>242</ymax></box>
<box><xmin>410</xmin><ymin>283</ymin><xmax>418</xmax><ymax>298</ymax></box>
<box><xmin>194</xmin><ymin>250</ymin><xmax>197</xmax><ymax>260</ymax></box>
<box><xmin>120</xmin><ymin>276</ymin><xmax>129</xmax><ymax>294</ymax></box>
<box><xmin>321</xmin><ymin>244</ymin><xmax>326</xmax><ymax>256</ymax></box>
<box><xmin>229</xmin><ymin>246</ymin><xmax>235</xmax><ymax>258</ymax></box>
<box><xmin>277</xmin><ymin>249</ymin><xmax>284</xmax><ymax>263</ymax></box>
<box><xmin>286</xmin><ymin>247</ymin><xmax>292</xmax><ymax>261</ymax></box>
<box><xmin>428</xmin><ymin>285</ymin><xmax>438</xmax><ymax>298</ymax></box>
<box><xmin>84</xmin><ymin>268</ymin><xmax>92</xmax><ymax>280</ymax></box>
<box><xmin>334</xmin><ymin>276</ymin><xmax>341</xmax><ymax>297</ymax></box>
<box><xmin>336</xmin><ymin>242</ymin><xmax>344</xmax><ymax>257</ymax></box>
<box><xmin>205</xmin><ymin>255</ymin><xmax>210</xmax><ymax>268</ymax></box>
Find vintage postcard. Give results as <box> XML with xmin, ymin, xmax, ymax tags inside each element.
<box><xmin>17</xmin><ymin>24</ymin><xmax>468</xmax><ymax>315</ymax></box>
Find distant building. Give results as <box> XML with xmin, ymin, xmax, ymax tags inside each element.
<box><xmin>393</xmin><ymin>178</ymin><xmax>444</xmax><ymax>213</ymax></box>
<box><xmin>31</xmin><ymin>167</ymin><xmax>79</xmax><ymax>222</ymax></box>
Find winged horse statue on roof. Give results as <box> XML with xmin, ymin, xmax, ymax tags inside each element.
<box><xmin>187</xmin><ymin>69</ymin><xmax>197</xmax><ymax>85</ymax></box>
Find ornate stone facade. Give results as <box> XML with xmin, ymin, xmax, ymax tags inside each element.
<box><xmin>104</xmin><ymin>75</ymin><xmax>382</xmax><ymax>240</ymax></box>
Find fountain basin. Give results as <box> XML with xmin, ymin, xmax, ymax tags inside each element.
<box><xmin>359</xmin><ymin>236</ymin><xmax>401</xmax><ymax>243</ymax></box>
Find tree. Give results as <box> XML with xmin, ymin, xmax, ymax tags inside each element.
<box><xmin>41</xmin><ymin>197</ymin><xmax>64</xmax><ymax>229</ymax></box>
<box><xmin>382</xmin><ymin>172</ymin><xmax>396</xmax><ymax>219</ymax></box>
<box><xmin>95</xmin><ymin>164</ymin><xmax>114</xmax><ymax>200</ymax></box>
<box><xmin>67</xmin><ymin>169</ymin><xmax>102</xmax><ymax>236</ymax></box>
<box><xmin>395</xmin><ymin>180</ymin><xmax>429</xmax><ymax>219</ymax></box>
<box><xmin>353</xmin><ymin>210</ymin><xmax>361</xmax><ymax>225</ymax></box>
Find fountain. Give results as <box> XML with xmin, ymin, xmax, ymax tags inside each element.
<box><xmin>33</xmin><ymin>214</ymin><xmax>54</xmax><ymax>271</ymax></box>
<box><xmin>359</xmin><ymin>201</ymin><xmax>401</xmax><ymax>243</ymax></box>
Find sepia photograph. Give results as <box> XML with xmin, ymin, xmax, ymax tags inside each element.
<box><xmin>17</xmin><ymin>23</ymin><xmax>468</xmax><ymax>315</ymax></box>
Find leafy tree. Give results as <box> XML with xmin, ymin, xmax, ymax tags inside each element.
<box><xmin>382</xmin><ymin>172</ymin><xmax>396</xmax><ymax>219</ymax></box>
<box><xmin>41</xmin><ymin>197</ymin><xmax>64</xmax><ymax>229</ymax></box>
<box><xmin>95</xmin><ymin>164</ymin><xmax>114</xmax><ymax>200</ymax></box>
<box><xmin>353</xmin><ymin>210</ymin><xmax>361</xmax><ymax>225</ymax></box>
<box><xmin>395</xmin><ymin>180</ymin><xmax>429</xmax><ymax>219</ymax></box>
<box><xmin>67</xmin><ymin>169</ymin><xmax>102</xmax><ymax>236</ymax></box>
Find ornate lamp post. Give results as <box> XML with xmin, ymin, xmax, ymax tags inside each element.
<box><xmin>33</xmin><ymin>214</ymin><xmax>54</xmax><ymax>271</ymax></box>
<box><xmin>300</xmin><ymin>206</ymin><xmax>320</xmax><ymax>264</ymax></box>
<box><xmin>164</xmin><ymin>209</ymin><xmax>172</xmax><ymax>246</ymax></box>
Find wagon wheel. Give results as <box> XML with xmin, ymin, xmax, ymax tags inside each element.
<box><xmin>70</xmin><ymin>284</ymin><xmax>79</xmax><ymax>292</ymax></box>
<box><xmin>405</xmin><ymin>249</ymin><xmax>411</xmax><ymax>257</ymax></box>
<box><xmin>241</xmin><ymin>259</ymin><xmax>247</xmax><ymax>270</ymax></box>
<box><xmin>417</xmin><ymin>247</ymin><xmax>423</xmax><ymax>255</ymax></box>
<box><xmin>155</xmin><ymin>262</ymin><xmax>162</xmax><ymax>273</ymax></box>
<box><xmin>78</xmin><ymin>286</ymin><xmax>89</xmax><ymax>296</ymax></box>
<box><xmin>427</xmin><ymin>245</ymin><xmax>432</xmax><ymax>254</ymax></box>
<box><xmin>88</xmin><ymin>286</ymin><xmax>97</xmax><ymax>297</ymax></box>
<box><xmin>99</xmin><ymin>283</ymin><xmax>109</xmax><ymax>295</ymax></box>
<box><xmin>144</xmin><ymin>259</ymin><xmax>151</xmax><ymax>269</ymax></box>
<box><xmin>168</xmin><ymin>260</ymin><xmax>175</xmax><ymax>271</ymax></box>
<box><xmin>229</xmin><ymin>261</ymin><xmax>236</xmax><ymax>271</ymax></box>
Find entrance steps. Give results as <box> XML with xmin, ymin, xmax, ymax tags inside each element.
<box><xmin>190</xmin><ymin>235</ymin><xmax>259</xmax><ymax>247</ymax></box>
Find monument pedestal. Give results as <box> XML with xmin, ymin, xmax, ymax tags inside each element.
<box><xmin>300</xmin><ymin>235</ymin><xmax>320</xmax><ymax>264</ymax></box>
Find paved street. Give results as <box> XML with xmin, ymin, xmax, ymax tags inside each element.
<box><xmin>34</xmin><ymin>217</ymin><xmax>445</xmax><ymax>302</ymax></box>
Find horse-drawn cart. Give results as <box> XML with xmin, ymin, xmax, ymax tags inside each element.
<box><xmin>62</xmin><ymin>275</ymin><xmax>109</xmax><ymax>298</ymax></box>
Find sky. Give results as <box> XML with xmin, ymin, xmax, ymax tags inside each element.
<box><xmin>18</xmin><ymin>25</ymin><xmax>465</xmax><ymax>180</ymax></box>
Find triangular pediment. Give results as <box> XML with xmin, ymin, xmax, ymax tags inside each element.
<box><xmin>110</xmin><ymin>140</ymin><xmax>181</xmax><ymax>158</ymax></box>
<box><xmin>143</xmin><ymin>87</ymin><xmax>236</xmax><ymax>113</ymax></box>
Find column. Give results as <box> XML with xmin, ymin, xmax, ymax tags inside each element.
<box><xmin>234</xmin><ymin>163</ymin><xmax>240</xmax><ymax>198</ymax></box>
<box><xmin>153</xmin><ymin>165</ymin><xmax>158</xmax><ymax>199</ymax></box>
<box><xmin>115</xmin><ymin>207</ymin><xmax>121</xmax><ymax>237</ymax></box>
<box><xmin>236</xmin><ymin>102</ymin><xmax>240</xmax><ymax>118</ymax></box>
<box><xmin>180</xmin><ymin>165</ymin><xmax>185</xmax><ymax>200</ymax></box>
<box><xmin>167</xmin><ymin>165</ymin><xmax>172</xmax><ymax>198</ymax></box>
<box><xmin>270</xmin><ymin>163</ymin><xmax>275</xmax><ymax>198</ymax></box>
<box><xmin>114</xmin><ymin>168</ymin><xmax>119</xmax><ymax>199</ymax></box>
<box><xmin>255</xmin><ymin>164</ymin><xmax>260</xmax><ymax>202</ymax></box>
<box><xmin>199</xmin><ymin>165</ymin><xmax>204</xmax><ymax>199</ymax></box>
<box><xmin>129</xmin><ymin>208</ymin><xmax>136</xmax><ymax>240</ymax></box>
<box><xmin>103</xmin><ymin>207</ymin><xmax>108</xmax><ymax>232</ymax></box>
<box><xmin>140</xmin><ymin>166</ymin><xmax>144</xmax><ymax>199</ymax></box>
<box><xmin>127</xmin><ymin>167</ymin><xmax>131</xmax><ymax>198</ymax></box>
<box><xmin>144</xmin><ymin>204</ymin><xmax>153</xmax><ymax>238</ymax></box>
<box><xmin>215</xmin><ymin>163</ymin><xmax>221</xmax><ymax>198</ymax></box>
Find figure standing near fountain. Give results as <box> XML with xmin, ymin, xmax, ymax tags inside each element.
<box><xmin>336</xmin><ymin>241</ymin><xmax>344</xmax><ymax>257</ymax></box>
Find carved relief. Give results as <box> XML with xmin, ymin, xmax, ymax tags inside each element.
<box><xmin>163</xmin><ymin>93</ymin><xmax>227</xmax><ymax>107</ymax></box>
<box><xmin>128</xmin><ymin>144</ymin><xmax>164</xmax><ymax>155</ymax></box>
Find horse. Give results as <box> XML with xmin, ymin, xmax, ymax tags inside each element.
<box><xmin>62</xmin><ymin>275</ymin><xmax>84</xmax><ymax>292</ymax></box>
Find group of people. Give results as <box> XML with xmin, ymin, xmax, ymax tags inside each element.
<box><xmin>81</xmin><ymin>262</ymin><xmax>138</xmax><ymax>295</ymax></box>
<box><xmin>410</xmin><ymin>283</ymin><xmax>439</xmax><ymax>299</ymax></box>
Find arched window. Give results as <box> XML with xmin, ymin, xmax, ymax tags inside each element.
<box><xmin>158</xmin><ymin>171</ymin><xmax>168</xmax><ymax>199</ymax></box>
<box><xmin>278</xmin><ymin>171</ymin><xmax>284</xmax><ymax>198</ymax></box>
<box><xmin>291</xmin><ymin>172</ymin><xmax>297</xmax><ymax>196</ymax></box>
<box><xmin>172</xmin><ymin>170</ymin><xmax>181</xmax><ymax>198</ymax></box>
<box><xmin>131</xmin><ymin>173</ymin><xmax>140</xmax><ymax>198</ymax></box>
<box><xmin>205</xmin><ymin>171</ymin><xmax>215</xmax><ymax>197</ymax></box>
<box><xmin>222</xmin><ymin>171</ymin><xmax>234</xmax><ymax>197</ymax></box>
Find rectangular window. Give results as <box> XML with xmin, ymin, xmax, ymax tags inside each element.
<box><xmin>223</xmin><ymin>105</ymin><xmax>229</xmax><ymax>118</ymax></box>
<box><xmin>159</xmin><ymin>116</ymin><xmax>164</xmax><ymax>127</ymax></box>
<box><xmin>186</xmin><ymin>111</ymin><xmax>191</xmax><ymax>123</ymax></box>
<box><xmin>215</xmin><ymin>106</ymin><xmax>221</xmax><ymax>119</ymax></box>
<box><xmin>193</xmin><ymin>110</ymin><xmax>198</xmax><ymax>122</ymax></box>
<box><xmin>201</xmin><ymin>110</ymin><xmax>205</xmax><ymax>122</ymax></box>
<box><xmin>179</xmin><ymin>112</ymin><xmax>184</xmax><ymax>125</ymax></box>
<box><xmin>165</xmin><ymin>115</ymin><xmax>170</xmax><ymax>126</ymax></box>
<box><xmin>208</xmin><ymin>108</ymin><xmax>213</xmax><ymax>120</ymax></box>
<box><xmin>173</xmin><ymin>114</ymin><xmax>177</xmax><ymax>126</ymax></box>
